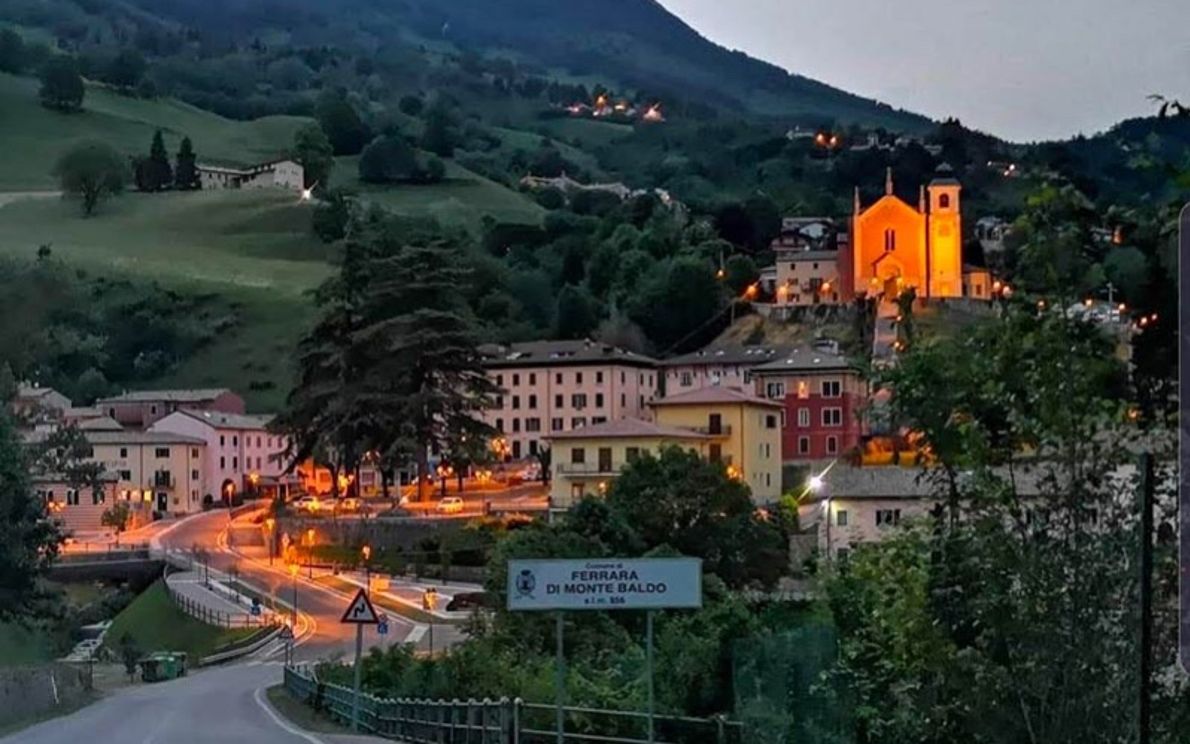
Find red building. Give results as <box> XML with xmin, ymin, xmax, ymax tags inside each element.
<box><xmin>96</xmin><ymin>388</ymin><xmax>246</xmax><ymax>430</ymax></box>
<box><xmin>749</xmin><ymin>345</ymin><xmax>868</xmax><ymax>461</ymax></box>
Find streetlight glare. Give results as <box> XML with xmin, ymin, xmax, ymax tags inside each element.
<box><xmin>808</xmin><ymin>475</ymin><xmax>824</xmax><ymax>491</ymax></box>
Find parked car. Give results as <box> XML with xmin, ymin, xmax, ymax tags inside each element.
<box><xmin>291</xmin><ymin>496</ymin><xmax>321</xmax><ymax>513</ymax></box>
<box><xmin>436</xmin><ymin>496</ymin><xmax>465</xmax><ymax>514</ymax></box>
<box><xmin>335</xmin><ymin>496</ymin><xmax>362</xmax><ymax>512</ymax></box>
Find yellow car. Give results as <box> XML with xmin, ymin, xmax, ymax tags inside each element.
<box><xmin>436</xmin><ymin>496</ymin><xmax>465</xmax><ymax>514</ymax></box>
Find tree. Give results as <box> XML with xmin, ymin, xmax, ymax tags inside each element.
<box><xmin>53</xmin><ymin>140</ymin><xmax>127</xmax><ymax>216</ymax></box>
<box><xmin>724</xmin><ymin>254</ymin><xmax>759</xmax><ymax>295</ymax></box>
<box><xmin>312</xmin><ymin>189</ymin><xmax>354</xmax><ymax>243</ymax></box>
<box><xmin>135</xmin><ymin>130</ymin><xmax>173</xmax><ymax>192</ymax></box>
<box><xmin>291</xmin><ymin>123</ymin><xmax>334</xmax><ymax>189</ymax></box>
<box><xmin>39</xmin><ymin>57</ymin><xmax>84</xmax><ymax>112</ymax></box>
<box><xmin>174</xmin><ymin>136</ymin><xmax>199</xmax><ymax>190</ymax></box>
<box><xmin>106</xmin><ymin>48</ymin><xmax>146</xmax><ymax>91</ymax></box>
<box><xmin>0</xmin><ymin>28</ymin><xmax>25</xmax><ymax>74</ymax></box>
<box><xmin>35</xmin><ymin>424</ymin><xmax>105</xmax><ymax>499</ymax></box>
<box><xmin>101</xmin><ymin>502</ymin><xmax>132</xmax><ymax>545</ymax></box>
<box><xmin>398</xmin><ymin>95</ymin><xmax>424</xmax><ymax>116</ymax></box>
<box><xmin>0</xmin><ymin>410</ymin><xmax>60</xmax><ymax>621</ymax></box>
<box><xmin>421</xmin><ymin>98</ymin><xmax>458</xmax><ymax>157</ymax></box>
<box><xmin>553</xmin><ymin>284</ymin><xmax>598</xmax><ymax>339</ymax></box>
<box><xmin>358</xmin><ymin>134</ymin><xmax>420</xmax><ymax>183</ymax></box>
<box><xmin>606</xmin><ymin>447</ymin><xmax>785</xmax><ymax>588</ymax></box>
<box><xmin>317</xmin><ymin>91</ymin><xmax>371</xmax><ymax>156</ymax></box>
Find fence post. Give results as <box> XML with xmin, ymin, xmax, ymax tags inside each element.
<box><xmin>512</xmin><ymin>698</ymin><xmax>521</xmax><ymax>744</ymax></box>
<box><xmin>716</xmin><ymin>714</ymin><xmax>726</xmax><ymax>744</ymax></box>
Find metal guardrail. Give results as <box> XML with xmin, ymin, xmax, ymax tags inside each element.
<box><xmin>283</xmin><ymin>665</ymin><xmax>745</xmax><ymax>744</ymax></box>
<box><xmin>199</xmin><ymin>625</ymin><xmax>282</xmax><ymax>666</ymax></box>
<box><xmin>163</xmin><ymin>571</ymin><xmax>281</xmax><ymax>630</ymax></box>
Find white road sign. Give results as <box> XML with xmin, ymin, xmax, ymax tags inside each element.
<box><xmin>507</xmin><ymin>558</ymin><xmax>702</xmax><ymax>611</ymax></box>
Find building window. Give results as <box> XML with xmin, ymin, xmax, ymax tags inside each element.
<box><xmin>876</xmin><ymin>509</ymin><xmax>902</xmax><ymax>527</ymax></box>
<box><xmin>192</xmin><ymin>469</ymin><xmax>200</xmax><ymax>480</ymax></box>
<box><xmin>220</xmin><ymin>456</ymin><xmax>226</xmax><ymax>468</ymax></box>
<box><xmin>496</xmin><ymin>396</ymin><xmax>504</xmax><ymax>409</ymax></box>
<box><xmin>621</xmin><ymin>371</ymin><xmax>626</xmax><ymax>384</ymax></box>
<box><xmin>529</xmin><ymin>440</ymin><xmax>538</xmax><ymax>455</ymax></box>
<box><xmin>939</xmin><ymin>193</ymin><xmax>950</xmax><ymax>209</ymax></box>
<box><xmin>765</xmin><ymin>382</ymin><xmax>785</xmax><ymax>399</ymax></box>
<box><xmin>576</xmin><ymin>372</ymin><xmax>584</xmax><ymax>384</ymax></box>
<box><xmin>765</xmin><ymin>473</ymin><xmax>772</xmax><ymax>488</ymax></box>
<box><xmin>765</xmin><ymin>414</ymin><xmax>778</xmax><ymax>429</ymax></box>
<box><xmin>512</xmin><ymin>419</ymin><xmax>521</xmax><ymax>433</ymax></box>
<box><xmin>150</xmin><ymin>405</ymin><xmax>157</xmax><ymax>415</ymax></box>
<box><xmin>836</xmin><ymin>510</ymin><xmax>849</xmax><ymax>526</ymax></box>
<box><xmin>232</xmin><ymin>457</ymin><xmax>238</xmax><ymax>469</ymax></box>
<box><xmin>709</xmin><ymin>444</ymin><xmax>722</xmax><ymax>462</ymax></box>
<box><xmin>595</xmin><ymin>393</ymin><xmax>604</xmax><ymax>408</ymax></box>
<box><xmin>883</xmin><ymin>228</ymin><xmax>896</xmax><ymax>252</ymax></box>
<box><xmin>119</xmin><ymin>447</ymin><xmax>128</xmax><ymax>458</ymax></box>
<box><xmin>220</xmin><ymin>435</ymin><xmax>225</xmax><ymax>446</ymax></box>
<box><xmin>512</xmin><ymin>441</ymin><xmax>521</xmax><ymax>459</ymax></box>
<box><xmin>797</xmin><ymin>381</ymin><xmax>809</xmax><ymax>399</ymax></box>
<box><xmin>496</xmin><ymin>418</ymin><xmax>504</xmax><ymax>432</ymax></box>
<box><xmin>798</xmin><ymin>436</ymin><xmax>810</xmax><ymax>455</ymax></box>
<box><xmin>513</xmin><ymin>373</ymin><xmax>520</xmax><ymax>386</ymax></box>
<box><xmin>555</xmin><ymin>394</ymin><xmax>564</xmax><ymax>408</ymax></box>
<box><xmin>556</xmin><ymin>372</ymin><xmax>563</xmax><ymax>384</ymax></box>
<box><xmin>571</xmin><ymin>417</ymin><xmax>587</xmax><ymax>429</ymax></box>
<box><xmin>67</xmin><ymin>489</ymin><xmax>79</xmax><ymax>506</ymax></box>
<box><xmin>822</xmin><ymin>380</ymin><xmax>842</xmax><ymax>398</ymax></box>
<box><xmin>598</xmin><ymin>448</ymin><xmax>612</xmax><ymax>471</ymax></box>
<box><xmin>512</xmin><ymin>395</ymin><xmax>521</xmax><ymax>410</ymax></box>
<box><xmin>526</xmin><ymin>418</ymin><xmax>541</xmax><ymax>432</ymax></box>
<box><xmin>191</xmin><ymin>448</ymin><xmax>199</xmax><ymax>458</ymax></box>
<box><xmin>621</xmin><ymin>394</ymin><xmax>626</xmax><ymax>407</ymax></box>
<box><xmin>232</xmin><ymin>436</ymin><xmax>238</xmax><ymax>446</ymax></box>
<box><xmin>551</xmin><ymin>418</ymin><xmax>564</xmax><ymax>431</ymax></box>
<box><xmin>826</xmin><ymin>435</ymin><xmax>839</xmax><ymax>454</ymax></box>
<box><xmin>592</xmin><ymin>416</ymin><xmax>607</xmax><ymax>424</ymax></box>
<box><xmin>797</xmin><ymin>408</ymin><xmax>810</xmax><ymax>427</ymax></box>
<box><xmin>571</xmin><ymin>448</ymin><xmax>586</xmax><ymax>464</ymax></box>
<box><xmin>822</xmin><ymin>408</ymin><xmax>843</xmax><ymax>426</ymax></box>
<box><xmin>91</xmin><ymin>488</ymin><xmax>105</xmax><ymax>505</ymax></box>
<box><xmin>572</xmin><ymin>394</ymin><xmax>587</xmax><ymax>409</ymax></box>
<box><xmin>497</xmin><ymin>374</ymin><xmax>504</xmax><ymax>386</ymax></box>
<box><xmin>529</xmin><ymin>373</ymin><xmax>536</xmax><ymax>385</ymax></box>
<box><xmin>596</xmin><ymin>371</ymin><xmax>604</xmax><ymax>384</ymax></box>
<box><xmin>155</xmin><ymin>447</ymin><xmax>170</xmax><ymax>458</ymax></box>
<box><xmin>680</xmin><ymin>371</ymin><xmax>693</xmax><ymax>387</ymax></box>
<box><xmin>256</xmin><ymin>436</ymin><xmax>262</xmax><ymax>448</ymax></box>
<box><xmin>119</xmin><ymin>469</ymin><xmax>131</xmax><ymax>481</ymax></box>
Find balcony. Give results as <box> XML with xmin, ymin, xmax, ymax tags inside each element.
<box><xmin>152</xmin><ymin>471</ymin><xmax>174</xmax><ymax>489</ymax></box>
<box><xmin>557</xmin><ymin>462</ymin><xmax>620</xmax><ymax>476</ymax></box>
<box><xmin>690</xmin><ymin>424</ymin><xmax>733</xmax><ymax>437</ymax></box>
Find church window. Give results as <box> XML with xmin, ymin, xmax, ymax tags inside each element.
<box><xmin>883</xmin><ymin>229</ymin><xmax>896</xmax><ymax>252</ymax></box>
<box><xmin>939</xmin><ymin>194</ymin><xmax>951</xmax><ymax>209</ymax></box>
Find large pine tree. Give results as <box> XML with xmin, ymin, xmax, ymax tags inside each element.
<box><xmin>0</xmin><ymin>409</ymin><xmax>60</xmax><ymax>620</ymax></box>
<box><xmin>174</xmin><ymin>136</ymin><xmax>199</xmax><ymax>191</ymax></box>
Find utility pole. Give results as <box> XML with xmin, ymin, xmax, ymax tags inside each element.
<box><xmin>1138</xmin><ymin>452</ymin><xmax>1154</xmax><ymax>744</ymax></box>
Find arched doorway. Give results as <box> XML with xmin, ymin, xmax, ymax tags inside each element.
<box><xmin>872</xmin><ymin>256</ymin><xmax>905</xmax><ymax>300</ymax></box>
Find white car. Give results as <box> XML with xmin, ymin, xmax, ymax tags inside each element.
<box><xmin>436</xmin><ymin>496</ymin><xmax>465</xmax><ymax>514</ymax></box>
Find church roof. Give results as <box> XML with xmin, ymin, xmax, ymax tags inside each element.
<box><xmin>930</xmin><ymin>163</ymin><xmax>961</xmax><ymax>186</ymax></box>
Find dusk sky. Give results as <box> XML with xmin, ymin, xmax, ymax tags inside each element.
<box><xmin>660</xmin><ymin>0</ymin><xmax>1189</xmax><ymax>142</ymax></box>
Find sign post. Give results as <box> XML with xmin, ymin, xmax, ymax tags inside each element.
<box><xmin>507</xmin><ymin>557</ymin><xmax>702</xmax><ymax>744</ymax></box>
<box><xmin>341</xmin><ymin>587</ymin><xmax>380</xmax><ymax>732</ymax></box>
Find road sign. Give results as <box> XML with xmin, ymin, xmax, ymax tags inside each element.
<box><xmin>507</xmin><ymin>557</ymin><xmax>702</xmax><ymax>612</ymax></box>
<box><xmin>250</xmin><ymin>599</ymin><xmax>261</xmax><ymax>616</ymax></box>
<box><xmin>279</xmin><ymin>624</ymin><xmax>294</xmax><ymax>640</ymax></box>
<box><xmin>341</xmin><ymin>588</ymin><xmax>380</xmax><ymax>624</ymax></box>
<box><xmin>377</xmin><ymin>613</ymin><xmax>389</xmax><ymax>636</ymax></box>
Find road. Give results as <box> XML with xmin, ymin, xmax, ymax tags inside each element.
<box><xmin>158</xmin><ymin>510</ymin><xmax>419</xmax><ymax>662</ymax></box>
<box><xmin>1</xmin><ymin>662</ymin><xmax>376</xmax><ymax>744</ymax></box>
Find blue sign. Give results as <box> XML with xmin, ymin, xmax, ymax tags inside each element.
<box><xmin>377</xmin><ymin>621</ymin><xmax>388</xmax><ymax>635</ymax></box>
<box><xmin>250</xmin><ymin>599</ymin><xmax>261</xmax><ymax>616</ymax></box>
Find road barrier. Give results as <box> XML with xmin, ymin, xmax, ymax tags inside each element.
<box><xmin>283</xmin><ymin>665</ymin><xmax>745</xmax><ymax>744</ymax></box>
<box><xmin>162</xmin><ymin>566</ymin><xmax>281</xmax><ymax>630</ymax></box>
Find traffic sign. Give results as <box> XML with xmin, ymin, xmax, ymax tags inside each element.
<box><xmin>341</xmin><ymin>588</ymin><xmax>380</xmax><ymax>624</ymax></box>
<box><xmin>377</xmin><ymin>613</ymin><xmax>389</xmax><ymax>635</ymax></box>
<box><xmin>279</xmin><ymin>624</ymin><xmax>294</xmax><ymax>640</ymax></box>
<box><xmin>507</xmin><ymin>557</ymin><xmax>703</xmax><ymax>612</ymax></box>
<box><xmin>250</xmin><ymin>599</ymin><xmax>262</xmax><ymax>616</ymax></box>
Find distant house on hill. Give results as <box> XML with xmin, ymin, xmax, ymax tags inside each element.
<box><xmin>197</xmin><ymin>159</ymin><xmax>304</xmax><ymax>191</ymax></box>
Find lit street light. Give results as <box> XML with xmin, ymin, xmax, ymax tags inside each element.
<box><xmin>265</xmin><ymin>517</ymin><xmax>275</xmax><ymax>566</ymax></box>
<box><xmin>288</xmin><ymin>562</ymin><xmax>299</xmax><ymax>629</ymax></box>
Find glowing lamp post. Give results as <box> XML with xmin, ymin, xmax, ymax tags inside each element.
<box><xmin>265</xmin><ymin>517</ymin><xmax>276</xmax><ymax>565</ymax></box>
<box><xmin>288</xmin><ymin>562</ymin><xmax>299</xmax><ymax>629</ymax></box>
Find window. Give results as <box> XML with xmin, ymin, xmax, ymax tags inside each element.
<box><xmin>822</xmin><ymin>407</ymin><xmax>843</xmax><ymax>426</ymax></box>
<box><xmin>256</xmin><ymin>436</ymin><xmax>262</xmax><ymax>448</ymax></box>
<box><xmin>512</xmin><ymin>419</ymin><xmax>521</xmax><ymax>433</ymax></box>
<box><xmin>826</xmin><ymin>435</ymin><xmax>839</xmax><ymax>454</ymax></box>
<box><xmin>797</xmin><ymin>381</ymin><xmax>810</xmax><ymax>399</ymax></box>
<box><xmin>529</xmin><ymin>440</ymin><xmax>539</xmax><ymax>455</ymax></box>
<box><xmin>220</xmin><ymin>435</ymin><xmax>225</xmax><ymax>446</ymax></box>
<box><xmin>596</xmin><ymin>371</ymin><xmax>604</xmax><ymax>384</ymax></box>
<box><xmin>576</xmin><ymin>372</ymin><xmax>584</xmax><ymax>385</ymax></box>
<box><xmin>66</xmin><ymin>489</ymin><xmax>79</xmax><ymax>506</ymax></box>
<box><xmin>526</xmin><ymin>418</ymin><xmax>541</xmax><ymax>432</ymax></box>
<box><xmin>512</xmin><ymin>441</ymin><xmax>521</xmax><ymax>458</ymax></box>
<box><xmin>597</xmin><ymin>447</ymin><xmax>612</xmax><ymax>471</ymax></box>
<box><xmin>765</xmin><ymin>414</ymin><xmax>778</xmax><ymax>429</ymax></box>
<box><xmin>496</xmin><ymin>418</ymin><xmax>504</xmax><ymax>432</ymax></box>
<box><xmin>708</xmin><ymin>413</ymin><xmax>723</xmax><ymax>435</ymax></box>
<box><xmin>625</xmin><ymin>447</ymin><xmax>641</xmax><ymax>462</ymax></box>
<box><xmin>620</xmin><ymin>393</ymin><xmax>626</xmax><ymax>407</ymax></box>
<box><xmin>220</xmin><ymin>456</ymin><xmax>226</xmax><ymax>469</ymax></box>
<box><xmin>595</xmin><ymin>393</ymin><xmax>604</xmax><ymax>408</ymax></box>
<box><xmin>571</xmin><ymin>447</ymin><xmax>586</xmax><ymax>464</ymax></box>
<box><xmin>155</xmin><ymin>447</ymin><xmax>170</xmax><ymax>458</ymax></box>
<box><xmin>572</xmin><ymin>393</ymin><xmax>587</xmax><ymax>409</ymax></box>
<box><xmin>761</xmin><ymin>442</ymin><xmax>772</xmax><ymax>458</ymax></box>
<box><xmin>876</xmin><ymin>509</ymin><xmax>902</xmax><ymax>527</ymax></box>
<box><xmin>556</xmin><ymin>372</ymin><xmax>563</xmax><ymax>384</ymax></box>
<box><xmin>592</xmin><ymin>416</ymin><xmax>607</xmax><ymax>424</ymax></box>
<box><xmin>192</xmin><ymin>469</ymin><xmax>200</xmax><ymax>480</ymax></box>
<box><xmin>529</xmin><ymin>395</ymin><xmax>539</xmax><ymax>409</ymax></box>
<box><xmin>497</xmin><ymin>374</ymin><xmax>504</xmax><ymax>386</ymax></box>
<box><xmin>822</xmin><ymin>380</ymin><xmax>842</xmax><ymax>397</ymax></box>
<box><xmin>883</xmin><ymin>228</ymin><xmax>897</xmax><ymax>252</ymax></box>
<box><xmin>939</xmin><ymin>193</ymin><xmax>951</xmax><ymax>209</ymax></box>
<box><xmin>496</xmin><ymin>396</ymin><xmax>504</xmax><ymax>409</ymax></box>
<box><xmin>765</xmin><ymin>473</ymin><xmax>772</xmax><ymax>488</ymax></box>
<box><xmin>571</xmin><ymin>417</ymin><xmax>587</xmax><ymax>429</ymax></box>
<box><xmin>118</xmin><ymin>469</ymin><xmax>131</xmax><ymax>481</ymax></box>
<box><xmin>529</xmin><ymin>373</ymin><xmax>536</xmax><ymax>385</ymax></box>
<box><xmin>551</xmin><ymin>418</ymin><xmax>564</xmax><ymax>431</ymax></box>
<box><xmin>709</xmin><ymin>443</ymin><xmax>722</xmax><ymax>462</ymax></box>
<box><xmin>512</xmin><ymin>395</ymin><xmax>521</xmax><ymax>410</ymax></box>
<box><xmin>621</xmin><ymin>371</ymin><xmax>626</xmax><ymax>384</ymax></box>
<box><xmin>680</xmin><ymin>371</ymin><xmax>693</xmax><ymax>387</ymax></box>
<box><xmin>232</xmin><ymin>457</ymin><xmax>238</xmax><ymax>469</ymax></box>
<box><xmin>191</xmin><ymin>448</ymin><xmax>199</xmax><ymax>459</ymax></box>
<box><xmin>232</xmin><ymin>436</ymin><xmax>238</xmax><ymax>446</ymax></box>
<box><xmin>555</xmin><ymin>394</ymin><xmax>564</xmax><ymax>408</ymax></box>
<box><xmin>797</xmin><ymin>408</ymin><xmax>810</xmax><ymax>427</ymax></box>
<box><xmin>798</xmin><ymin>436</ymin><xmax>810</xmax><ymax>455</ymax></box>
<box><xmin>119</xmin><ymin>447</ymin><xmax>128</xmax><ymax>458</ymax></box>
<box><xmin>765</xmin><ymin>382</ymin><xmax>785</xmax><ymax>399</ymax></box>
<box><xmin>150</xmin><ymin>405</ymin><xmax>157</xmax><ymax>415</ymax></box>
<box><xmin>513</xmin><ymin>373</ymin><xmax>520</xmax><ymax>386</ymax></box>
<box><xmin>836</xmin><ymin>510</ymin><xmax>849</xmax><ymax>526</ymax></box>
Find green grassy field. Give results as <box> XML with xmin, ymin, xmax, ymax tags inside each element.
<box><xmin>0</xmin><ymin>623</ymin><xmax>55</xmax><ymax>667</ymax></box>
<box><xmin>0</xmin><ymin>190</ymin><xmax>328</xmax><ymax>409</ymax></box>
<box><xmin>104</xmin><ymin>580</ymin><xmax>255</xmax><ymax>660</ymax></box>
<box><xmin>0</xmin><ymin>72</ymin><xmax>309</xmax><ymax>190</ymax></box>
<box><xmin>329</xmin><ymin>156</ymin><xmax>544</xmax><ymax>230</ymax></box>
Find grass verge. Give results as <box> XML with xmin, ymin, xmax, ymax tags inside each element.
<box><xmin>265</xmin><ymin>684</ymin><xmax>353</xmax><ymax>734</ymax></box>
<box><xmin>103</xmin><ymin>580</ymin><xmax>256</xmax><ymax>660</ymax></box>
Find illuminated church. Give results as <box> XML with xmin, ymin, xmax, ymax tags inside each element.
<box><xmin>770</xmin><ymin>164</ymin><xmax>989</xmax><ymax>306</ymax></box>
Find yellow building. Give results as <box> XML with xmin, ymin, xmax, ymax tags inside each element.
<box><xmin>546</xmin><ymin>419</ymin><xmax>710</xmax><ymax>508</ymax></box>
<box><xmin>85</xmin><ymin>430</ymin><xmax>208</xmax><ymax>515</ymax></box>
<box><xmin>650</xmin><ymin>387</ymin><xmax>783</xmax><ymax>502</ymax></box>
<box><xmin>849</xmin><ymin>164</ymin><xmax>963</xmax><ymax>300</ymax></box>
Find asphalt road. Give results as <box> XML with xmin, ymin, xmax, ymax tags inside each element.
<box><xmin>1</xmin><ymin>663</ymin><xmax>372</xmax><ymax>744</ymax></box>
<box><xmin>157</xmin><ymin>510</ymin><xmax>416</xmax><ymax>662</ymax></box>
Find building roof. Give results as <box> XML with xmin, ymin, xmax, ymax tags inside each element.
<box><xmin>749</xmin><ymin>346</ymin><xmax>858</xmax><ymax>375</ymax></box>
<box><xmin>85</xmin><ymin>430</ymin><xmax>206</xmax><ymax>446</ymax></box>
<box><xmin>774</xmin><ymin>249</ymin><xmax>841</xmax><ymax>262</ymax></box>
<box><xmin>480</xmin><ymin>340</ymin><xmax>656</xmax><ymax>369</ymax></box>
<box><xmin>169</xmin><ymin>409</ymin><xmax>275</xmax><ymax>430</ymax></box>
<box><xmin>929</xmin><ymin>162</ymin><xmax>961</xmax><ymax>186</ymax></box>
<box><xmin>546</xmin><ymin>418</ymin><xmax>712</xmax><ymax>441</ymax></box>
<box><xmin>97</xmin><ymin>388</ymin><xmax>235</xmax><ymax>404</ymax></box>
<box><xmin>816</xmin><ymin>463</ymin><xmax>1048</xmax><ymax>500</ymax></box>
<box><xmin>660</xmin><ymin>344</ymin><xmax>788</xmax><ymax>368</ymax></box>
<box><xmin>650</xmin><ymin>386</ymin><xmax>782</xmax><ymax>408</ymax></box>
<box><xmin>32</xmin><ymin>470</ymin><xmax>120</xmax><ymax>485</ymax></box>
<box><xmin>78</xmin><ymin>416</ymin><xmax>123</xmax><ymax>431</ymax></box>
<box><xmin>16</xmin><ymin>384</ymin><xmax>62</xmax><ymax>401</ymax></box>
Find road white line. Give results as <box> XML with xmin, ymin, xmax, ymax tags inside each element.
<box><xmin>253</xmin><ymin>685</ymin><xmax>325</xmax><ymax>744</ymax></box>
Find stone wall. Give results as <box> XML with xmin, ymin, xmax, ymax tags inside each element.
<box><xmin>0</xmin><ymin>663</ymin><xmax>92</xmax><ymax>726</ymax></box>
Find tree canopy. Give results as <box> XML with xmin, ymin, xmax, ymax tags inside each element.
<box><xmin>53</xmin><ymin>140</ymin><xmax>127</xmax><ymax>216</ymax></box>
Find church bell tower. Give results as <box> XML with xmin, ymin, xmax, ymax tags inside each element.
<box><xmin>926</xmin><ymin>163</ymin><xmax>962</xmax><ymax>298</ymax></box>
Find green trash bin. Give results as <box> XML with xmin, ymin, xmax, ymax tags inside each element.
<box><xmin>139</xmin><ymin>652</ymin><xmax>189</xmax><ymax>682</ymax></box>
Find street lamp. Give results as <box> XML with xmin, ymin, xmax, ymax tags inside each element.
<box><xmin>288</xmin><ymin>563</ymin><xmax>299</xmax><ymax>629</ymax></box>
<box><xmin>306</xmin><ymin>528</ymin><xmax>316</xmax><ymax>579</ymax></box>
<box><xmin>361</xmin><ymin>545</ymin><xmax>372</xmax><ymax>596</ymax></box>
<box><xmin>265</xmin><ymin>517</ymin><xmax>275</xmax><ymax>566</ymax></box>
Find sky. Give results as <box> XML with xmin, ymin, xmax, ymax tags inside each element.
<box><xmin>659</xmin><ymin>0</ymin><xmax>1190</xmax><ymax>142</ymax></box>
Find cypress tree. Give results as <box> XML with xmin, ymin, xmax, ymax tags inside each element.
<box><xmin>174</xmin><ymin>136</ymin><xmax>199</xmax><ymax>190</ymax></box>
<box><xmin>148</xmin><ymin>130</ymin><xmax>172</xmax><ymax>191</ymax></box>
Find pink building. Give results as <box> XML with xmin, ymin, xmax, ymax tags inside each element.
<box><xmin>659</xmin><ymin>345</ymin><xmax>786</xmax><ymax>395</ymax></box>
<box><xmin>749</xmin><ymin>345</ymin><xmax>868</xmax><ymax>461</ymax></box>
<box><xmin>96</xmin><ymin>388</ymin><xmax>245</xmax><ymax>430</ymax></box>
<box><xmin>482</xmin><ymin>340</ymin><xmax>659</xmax><ymax>460</ymax></box>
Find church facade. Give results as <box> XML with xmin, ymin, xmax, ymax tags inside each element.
<box><xmin>773</xmin><ymin>165</ymin><xmax>988</xmax><ymax>306</ymax></box>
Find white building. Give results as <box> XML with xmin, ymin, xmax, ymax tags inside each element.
<box><xmin>150</xmin><ymin>410</ymin><xmax>291</xmax><ymax>501</ymax></box>
<box><xmin>197</xmin><ymin>159</ymin><xmax>304</xmax><ymax>191</ymax></box>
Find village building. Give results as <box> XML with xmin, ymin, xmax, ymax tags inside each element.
<box><xmin>34</xmin><ymin>471</ymin><xmax>133</xmax><ymax>534</ymax></box>
<box><xmin>96</xmin><ymin>388</ymin><xmax>245</xmax><ymax>430</ymax></box>
<box><xmin>482</xmin><ymin>340</ymin><xmax>660</xmax><ymax>461</ymax></box>
<box><xmin>749</xmin><ymin>345</ymin><xmax>868</xmax><ymax>461</ymax></box>
<box><xmin>659</xmin><ymin>345</ymin><xmax>786</xmax><ymax>395</ymax></box>
<box><xmin>197</xmin><ymin>159</ymin><xmax>304</xmax><ymax>191</ymax></box>
<box><xmin>12</xmin><ymin>383</ymin><xmax>72</xmax><ymax>423</ymax></box>
<box><xmin>84</xmin><ymin>430</ymin><xmax>208</xmax><ymax>515</ymax></box>
<box><xmin>150</xmin><ymin>409</ymin><xmax>294</xmax><ymax>502</ymax></box>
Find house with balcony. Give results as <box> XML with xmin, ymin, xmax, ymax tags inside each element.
<box><xmin>650</xmin><ymin>387</ymin><xmax>783</xmax><ymax>502</ymax></box>
<box><xmin>748</xmin><ymin>345</ymin><xmax>868</xmax><ymax>461</ymax></box>
<box><xmin>482</xmin><ymin>340</ymin><xmax>659</xmax><ymax>461</ymax></box>
<box><xmin>85</xmin><ymin>430</ymin><xmax>208</xmax><ymax>515</ymax></box>
<box><xmin>545</xmin><ymin>419</ymin><xmax>711</xmax><ymax>508</ymax></box>
<box><xmin>96</xmin><ymin>388</ymin><xmax>245</xmax><ymax>430</ymax></box>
